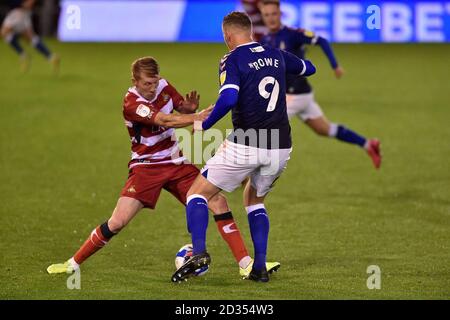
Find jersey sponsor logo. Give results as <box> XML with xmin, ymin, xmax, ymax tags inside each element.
<box><xmin>222</xmin><ymin>222</ymin><xmax>237</xmax><ymax>234</ymax></box>
<box><xmin>136</xmin><ymin>104</ymin><xmax>153</xmax><ymax>118</ymax></box>
<box><xmin>250</xmin><ymin>46</ymin><xmax>265</xmax><ymax>53</ymax></box>
<box><xmin>219</xmin><ymin>71</ymin><xmax>227</xmax><ymax>86</ymax></box>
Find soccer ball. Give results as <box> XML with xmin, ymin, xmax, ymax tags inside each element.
<box><xmin>175</xmin><ymin>244</ymin><xmax>209</xmax><ymax>276</ymax></box>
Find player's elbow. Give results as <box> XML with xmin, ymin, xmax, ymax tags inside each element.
<box><xmin>316</xmin><ymin>36</ymin><xmax>330</xmax><ymax>48</ymax></box>
<box><xmin>220</xmin><ymin>88</ymin><xmax>239</xmax><ymax>108</ymax></box>
<box><xmin>154</xmin><ymin>113</ymin><xmax>179</xmax><ymax>128</ymax></box>
<box><xmin>302</xmin><ymin>60</ymin><xmax>316</xmax><ymax>76</ymax></box>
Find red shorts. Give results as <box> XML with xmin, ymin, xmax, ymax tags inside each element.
<box><xmin>120</xmin><ymin>163</ymin><xmax>199</xmax><ymax>209</ymax></box>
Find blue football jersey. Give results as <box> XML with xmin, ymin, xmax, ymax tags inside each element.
<box><xmin>219</xmin><ymin>42</ymin><xmax>297</xmax><ymax>149</ymax></box>
<box><xmin>261</xmin><ymin>26</ymin><xmax>319</xmax><ymax>94</ymax></box>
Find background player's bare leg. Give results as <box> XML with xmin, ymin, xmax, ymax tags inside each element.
<box><xmin>305</xmin><ymin>115</ymin><xmax>381</xmax><ymax>168</ymax></box>
<box><xmin>1</xmin><ymin>26</ymin><xmax>13</xmax><ymax>38</ymax></box>
<box><xmin>2</xmin><ymin>27</ymin><xmax>30</xmax><ymax>72</ymax></box>
<box><xmin>305</xmin><ymin>116</ymin><xmax>331</xmax><ymax>136</ymax></box>
<box><xmin>24</xmin><ymin>26</ymin><xmax>58</xmax><ymax>72</ymax></box>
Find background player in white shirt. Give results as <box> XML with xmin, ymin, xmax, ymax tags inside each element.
<box><xmin>1</xmin><ymin>0</ymin><xmax>59</xmax><ymax>73</ymax></box>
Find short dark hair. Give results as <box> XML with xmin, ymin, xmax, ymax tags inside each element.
<box><xmin>222</xmin><ymin>11</ymin><xmax>252</xmax><ymax>31</ymax></box>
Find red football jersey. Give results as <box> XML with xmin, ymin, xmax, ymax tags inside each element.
<box><xmin>122</xmin><ymin>78</ymin><xmax>185</xmax><ymax>168</ymax></box>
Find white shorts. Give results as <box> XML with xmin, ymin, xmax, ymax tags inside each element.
<box><xmin>286</xmin><ymin>92</ymin><xmax>324</xmax><ymax>121</ymax></box>
<box><xmin>201</xmin><ymin>140</ymin><xmax>291</xmax><ymax>197</ymax></box>
<box><xmin>2</xmin><ymin>9</ymin><xmax>32</xmax><ymax>34</ymax></box>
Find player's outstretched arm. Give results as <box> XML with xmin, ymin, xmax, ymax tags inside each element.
<box><xmin>281</xmin><ymin>50</ymin><xmax>316</xmax><ymax>77</ymax></box>
<box><xmin>315</xmin><ymin>37</ymin><xmax>344</xmax><ymax>78</ymax></box>
<box><xmin>198</xmin><ymin>88</ymin><xmax>239</xmax><ymax>131</ymax></box>
<box><xmin>315</xmin><ymin>37</ymin><xmax>338</xmax><ymax>69</ymax></box>
<box><xmin>294</xmin><ymin>29</ymin><xmax>340</xmax><ymax>77</ymax></box>
<box><xmin>154</xmin><ymin>107</ymin><xmax>211</xmax><ymax>128</ymax></box>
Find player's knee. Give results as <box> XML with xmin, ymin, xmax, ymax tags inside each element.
<box><xmin>1</xmin><ymin>28</ymin><xmax>10</xmax><ymax>39</ymax></box>
<box><xmin>209</xmin><ymin>193</ymin><xmax>229</xmax><ymax>215</ymax></box>
<box><xmin>186</xmin><ymin>188</ymin><xmax>196</xmax><ymax>199</ymax></box>
<box><xmin>107</xmin><ymin>214</ymin><xmax>128</xmax><ymax>233</ymax></box>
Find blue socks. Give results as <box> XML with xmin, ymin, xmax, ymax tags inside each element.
<box><xmin>5</xmin><ymin>34</ymin><xmax>53</xmax><ymax>60</ymax></box>
<box><xmin>32</xmin><ymin>36</ymin><xmax>52</xmax><ymax>59</ymax></box>
<box><xmin>186</xmin><ymin>195</ymin><xmax>270</xmax><ymax>272</ymax></box>
<box><xmin>5</xmin><ymin>33</ymin><xmax>24</xmax><ymax>55</ymax></box>
<box><xmin>329</xmin><ymin>123</ymin><xmax>367</xmax><ymax>148</ymax></box>
<box><xmin>186</xmin><ymin>195</ymin><xmax>209</xmax><ymax>255</ymax></box>
<box><xmin>246</xmin><ymin>204</ymin><xmax>270</xmax><ymax>271</ymax></box>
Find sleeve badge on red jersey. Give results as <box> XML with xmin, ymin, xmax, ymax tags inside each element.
<box><xmin>162</xmin><ymin>93</ymin><xmax>170</xmax><ymax>103</ymax></box>
<box><xmin>136</xmin><ymin>104</ymin><xmax>153</xmax><ymax>118</ymax></box>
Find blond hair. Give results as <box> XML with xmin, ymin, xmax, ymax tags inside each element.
<box><xmin>131</xmin><ymin>56</ymin><xmax>159</xmax><ymax>80</ymax></box>
<box><xmin>222</xmin><ymin>11</ymin><xmax>252</xmax><ymax>31</ymax></box>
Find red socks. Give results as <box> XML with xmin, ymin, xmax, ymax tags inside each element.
<box><xmin>214</xmin><ymin>212</ymin><xmax>249</xmax><ymax>264</ymax></box>
<box><xmin>73</xmin><ymin>222</ymin><xmax>115</xmax><ymax>265</ymax></box>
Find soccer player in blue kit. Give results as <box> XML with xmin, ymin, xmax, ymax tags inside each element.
<box><xmin>259</xmin><ymin>0</ymin><xmax>381</xmax><ymax>169</ymax></box>
<box><xmin>171</xmin><ymin>11</ymin><xmax>316</xmax><ymax>283</ymax></box>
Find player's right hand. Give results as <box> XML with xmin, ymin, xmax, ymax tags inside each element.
<box><xmin>334</xmin><ymin>66</ymin><xmax>345</xmax><ymax>79</ymax></box>
<box><xmin>197</xmin><ymin>105</ymin><xmax>213</xmax><ymax>121</ymax></box>
<box><xmin>192</xmin><ymin>105</ymin><xmax>213</xmax><ymax>132</ymax></box>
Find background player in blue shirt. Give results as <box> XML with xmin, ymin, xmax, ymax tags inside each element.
<box><xmin>172</xmin><ymin>11</ymin><xmax>316</xmax><ymax>283</ymax></box>
<box><xmin>259</xmin><ymin>0</ymin><xmax>381</xmax><ymax>169</ymax></box>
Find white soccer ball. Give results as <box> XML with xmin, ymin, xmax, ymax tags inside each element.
<box><xmin>175</xmin><ymin>243</ymin><xmax>209</xmax><ymax>276</ymax></box>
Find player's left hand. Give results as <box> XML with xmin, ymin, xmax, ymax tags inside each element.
<box><xmin>334</xmin><ymin>66</ymin><xmax>345</xmax><ymax>79</ymax></box>
<box><xmin>181</xmin><ymin>91</ymin><xmax>200</xmax><ymax>113</ymax></box>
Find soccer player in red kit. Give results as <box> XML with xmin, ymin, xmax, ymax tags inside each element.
<box><xmin>47</xmin><ymin>57</ymin><xmax>279</xmax><ymax>278</ymax></box>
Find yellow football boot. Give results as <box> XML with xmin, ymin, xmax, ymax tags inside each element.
<box><xmin>47</xmin><ymin>260</ymin><xmax>77</xmax><ymax>274</ymax></box>
<box><xmin>239</xmin><ymin>259</ymin><xmax>280</xmax><ymax>278</ymax></box>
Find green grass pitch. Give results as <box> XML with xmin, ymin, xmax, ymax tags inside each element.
<box><xmin>0</xmin><ymin>41</ymin><xmax>449</xmax><ymax>299</ymax></box>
